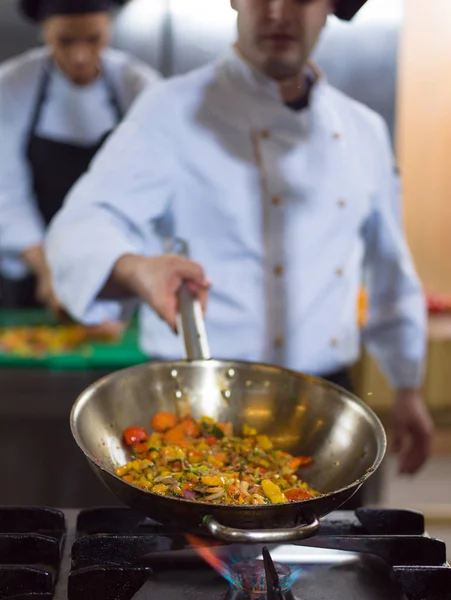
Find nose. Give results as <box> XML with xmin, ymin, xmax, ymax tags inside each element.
<box><xmin>269</xmin><ymin>0</ymin><xmax>294</xmax><ymax>22</ymax></box>
<box><xmin>71</xmin><ymin>44</ymin><xmax>90</xmax><ymax>66</ymax></box>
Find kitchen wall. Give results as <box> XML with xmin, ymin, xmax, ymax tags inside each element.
<box><xmin>397</xmin><ymin>0</ymin><xmax>451</xmax><ymax>294</ymax></box>
<box><xmin>0</xmin><ymin>0</ymin><xmax>37</xmax><ymax>58</ymax></box>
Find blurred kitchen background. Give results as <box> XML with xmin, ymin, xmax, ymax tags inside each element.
<box><xmin>0</xmin><ymin>0</ymin><xmax>449</xmax><ymax>547</ymax></box>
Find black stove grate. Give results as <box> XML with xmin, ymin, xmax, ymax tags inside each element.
<box><xmin>0</xmin><ymin>507</ymin><xmax>65</xmax><ymax>600</ymax></box>
<box><xmin>66</xmin><ymin>508</ymin><xmax>451</xmax><ymax>600</ymax></box>
<box><xmin>0</xmin><ymin>507</ymin><xmax>449</xmax><ymax>600</ymax></box>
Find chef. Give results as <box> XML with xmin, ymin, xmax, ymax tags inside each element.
<box><xmin>0</xmin><ymin>0</ymin><xmax>160</xmax><ymax>310</ymax></box>
<box><xmin>46</xmin><ymin>0</ymin><xmax>434</xmax><ymax>504</ymax></box>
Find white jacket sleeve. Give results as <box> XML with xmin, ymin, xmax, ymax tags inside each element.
<box><xmin>127</xmin><ymin>59</ymin><xmax>162</xmax><ymax>95</ymax></box>
<box><xmin>0</xmin><ymin>80</ymin><xmax>46</xmax><ymax>278</ymax></box>
<box><xmin>45</xmin><ymin>86</ymin><xmax>176</xmax><ymax>324</ymax></box>
<box><xmin>120</xmin><ymin>56</ymin><xmax>162</xmax><ymax>111</ymax></box>
<box><xmin>362</xmin><ymin>121</ymin><xmax>427</xmax><ymax>390</ymax></box>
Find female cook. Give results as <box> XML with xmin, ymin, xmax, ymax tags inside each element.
<box><xmin>0</xmin><ymin>0</ymin><xmax>160</xmax><ymax>309</ymax></box>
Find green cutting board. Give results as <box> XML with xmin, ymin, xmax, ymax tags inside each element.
<box><xmin>0</xmin><ymin>309</ymin><xmax>148</xmax><ymax>370</ymax></box>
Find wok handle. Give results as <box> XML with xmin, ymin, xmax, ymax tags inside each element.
<box><xmin>167</xmin><ymin>238</ymin><xmax>211</xmax><ymax>361</ymax></box>
<box><xmin>202</xmin><ymin>514</ymin><xmax>320</xmax><ymax>544</ymax></box>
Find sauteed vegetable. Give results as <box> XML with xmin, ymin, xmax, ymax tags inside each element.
<box><xmin>115</xmin><ymin>412</ymin><xmax>320</xmax><ymax>505</ymax></box>
<box><xmin>0</xmin><ymin>324</ymin><xmax>122</xmax><ymax>357</ymax></box>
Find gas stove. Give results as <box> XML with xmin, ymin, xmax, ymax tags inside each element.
<box><xmin>0</xmin><ymin>507</ymin><xmax>449</xmax><ymax>600</ymax></box>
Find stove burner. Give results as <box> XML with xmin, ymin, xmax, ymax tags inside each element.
<box><xmin>224</xmin><ymin>548</ymin><xmax>296</xmax><ymax>600</ymax></box>
<box><xmin>230</xmin><ymin>559</ymin><xmax>290</xmax><ymax>593</ymax></box>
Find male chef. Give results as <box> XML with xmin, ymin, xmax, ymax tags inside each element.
<box><xmin>46</xmin><ymin>0</ymin><xmax>434</xmax><ymax>503</ymax></box>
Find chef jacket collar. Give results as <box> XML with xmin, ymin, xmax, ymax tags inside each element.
<box><xmin>218</xmin><ymin>45</ymin><xmax>344</xmax><ymax>142</ymax></box>
<box><xmin>227</xmin><ymin>44</ymin><xmax>324</xmax><ymax>102</ymax></box>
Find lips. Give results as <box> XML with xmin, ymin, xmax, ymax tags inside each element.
<box><xmin>264</xmin><ymin>34</ymin><xmax>295</xmax><ymax>43</ymax></box>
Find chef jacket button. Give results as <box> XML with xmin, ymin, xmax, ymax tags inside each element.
<box><xmin>336</xmin><ymin>268</ymin><xmax>343</xmax><ymax>276</ymax></box>
<box><xmin>338</xmin><ymin>199</ymin><xmax>346</xmax><ymax>208</ymax></box>
<box><xmin>275</xmin><ymin>336</ymin><xmax>285</xmax><ymax>348</ymax></box>
<box><xmin>272</xmin><ymin>195</ymin><xmax>282</xmax><ymax>206</ymax></box>
<box><xmin>261</xmin><ymin>129</ymin><xmax>271</xmax><ymax>139</ymax></box>
<box><xmin>331</xmin><ymin>338</ymin><xmax>339</xmax><ymax>347</ymax></box>
<box><xmin>333</xmin><ymin>131</ymin><xmax>341</xmax><ymax>140</ymax></box>
<box><xmin>274</xmin><ymin>265</ymin><xmax>284</xmax><ymax>277</ymax></box>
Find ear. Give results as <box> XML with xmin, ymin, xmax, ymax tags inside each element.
<box><xmin>230</xmin><ymin>0</ymin><xmax>237</xmax><ymax>12</ymax></box>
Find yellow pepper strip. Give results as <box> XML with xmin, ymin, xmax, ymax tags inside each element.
<box><xmin>201</xmin><ymin>476</ymin><xmax>224</xmax><ymax>487</ymax></box>
<box><xmin>256</xmin><ymin>435</ymin><xmax>273</xmax><ymax>450</ymax></box>
<box><xmin>152</xmin><ymin>484</ymin><xmax>169</xmax><ymax>495</ymax></box>
<box><xmin>242</xmin><ymin>424</ymin><xmax>257</xmax><ymax>436</ymax></box>
<box><xmin>261</xmin><ymin>479</ymin><xmax>287</xmax><ymax>504</ymax></box>
<box><xmin>115</xmin><ymin>465</ymin><xmax>129</xmax><ymax>477</ymax></box>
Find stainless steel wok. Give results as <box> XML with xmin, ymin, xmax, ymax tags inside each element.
<box><xmin>71</xmin><ymin>242</ymin><xmax>386</xmax><ymax>544</ymax></box>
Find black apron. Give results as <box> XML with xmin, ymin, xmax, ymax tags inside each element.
<box><xmin>2</xmin><ymin>62</ymin><xmax>123</xmax><ymax>308</ymax></box>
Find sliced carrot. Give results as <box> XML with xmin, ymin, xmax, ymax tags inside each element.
<box><xmin>169</xmin><ymin>461</ymin><xmax>182</xmax><ymax>471</ymax></box>
<box><xmin>164</xmin><ymin>422</ymin><xmax>188</xmax><ymax>442</ymax></box>
<box><xmin>151</xmin><ymin>412</ymin><xmax>178</xmax><ymax>432</ymax></box>
<box><xmin>227</xmin><ymin>485</ymin><xmax>240</xmax><ymax>498</ymax></box>
<box><xmin>133</xmin><ymin>442</ymin><xmax>148</xmax><ymax>454</ymax></box>
<box><xmin>217</xmin><ymin>422</ymin><xmax>233</xmax><ymax>437</ymax></box>
<box><xmin>175</xmin><ymin>440</ymin><xmax>192</xmax><ymax>449</ymax></box>
<box><xmin>188</xmin><ymin>450</ymin><xmax>204</xmax><ymax>464</ymax></box>
<box><xmin>285</xmin><ymin>488</ymin><xmax>313</xmax><ymax>502</ymax></box>
<box><xmin>287</xmin><ymin>456</ymin><xmax>313</xmax><ymax>470</ymax></box>
<box><xmin>182</xmin><ymin>418</ymin><xmax>201</xmax><ymax>438</ymax></box>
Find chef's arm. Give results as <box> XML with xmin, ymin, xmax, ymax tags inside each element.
<box><xmin>22</xmin><ymin>245</ymin><xmax>47</xmax><ymax>276</ymax></box>
<box><xmin>361</xmin><ymin>207</ymin><xmax>427</xmax><ymax>392</ymax></box>
<box><xmin>362</xmin><ymin>121</ymin><xmax>434</xmax><ymax>474</ymax></box>
<box><xmin>46</xmin><ymin>88</ymin><xmax>207</xmax><ymax>327</ymax></box>
<box><xmin>361</xmin><ymin>144</ymin><xmax>426</xmax><ymax>391</ymax></box>
<box><xmin>0</xmin><ymin>88</ymin><xmax>46</xmax><ymax>279</ymax></box>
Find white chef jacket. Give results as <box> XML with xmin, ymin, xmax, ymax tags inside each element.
<box><xmin>46</xmin><ymin>48</ymin><xmax>427</xmax><ymax>389</ymax></box>
<box><xmin>0</xmin><ymin>46</ymin><xmax>161</xmax><ymax>278</ymax></box>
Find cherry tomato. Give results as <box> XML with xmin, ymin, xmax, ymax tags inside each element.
<box><xmin>285</xmin><ymin>488</ymin><xmax>313</xmax><ymax>502</ymax></box>
<box><xmin>205</xmin><ymin>436</ymin><xmax>217</xmax><ymax>445</ymax></box>
<box><xmin>123</xmin><ymin>426</ymin><xmax>148</xmax><ymax>446</ymax></box>
<box><xmin>427</xmin><ymin>293</ymin><xmax>447</xmax><ymax>314</ymax></box>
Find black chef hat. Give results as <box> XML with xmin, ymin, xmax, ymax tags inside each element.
<box><xmin>335</xmin><ymin>0</ymin><xmax>369</xmax><ymax>20</ymax></box>
<box><xmin>20</xmin><ymin>0</ymin><xmax>126</xmax><ymax>22</ymax></box>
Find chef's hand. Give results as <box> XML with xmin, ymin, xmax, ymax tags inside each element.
<box><xmin>22</xmin><ymin>245</ymin><xmax>61</xmax><ymax>313</ymax></box>
<box><xmin>35</xmin><ymin>266</ymin><xmax>62</xmax><ymax>314</ymax></box>
<box><xmin>85</xmin><ymin>321</ymin><xmax>127</xmax><ymax>340</ymax></box>
<box><xmin>112</xmin><ymin>254</ymin><xmax>211</xmax><ymax>332</ymax></box>
<box><xmin>392</xmin><ymin>390</ymin><xmax>434</xmax><ymax>475</ymax></box>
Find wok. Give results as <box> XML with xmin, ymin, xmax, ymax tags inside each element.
<box><xmin>71</xmin><ymin>241</ymin><xmax>386</xmax><ymax>544</ymax></box>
